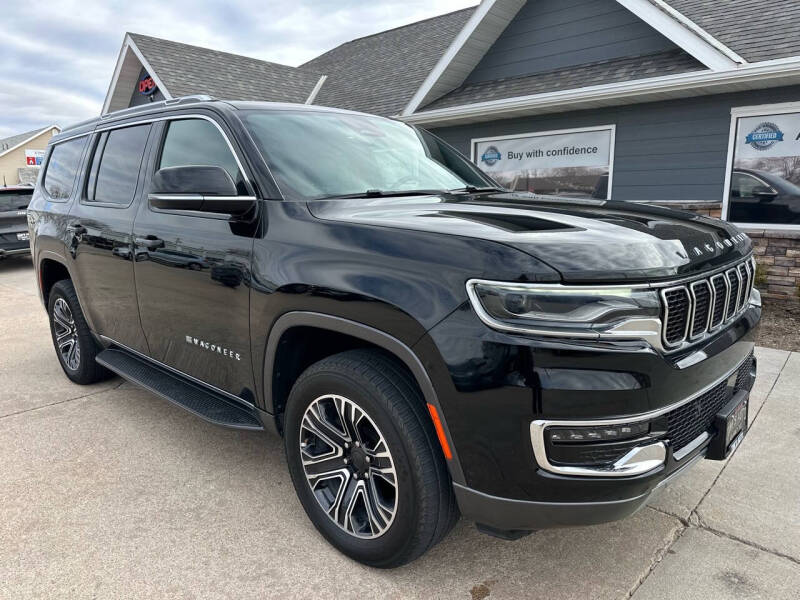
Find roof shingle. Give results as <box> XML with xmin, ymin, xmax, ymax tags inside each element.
<box><xmin>0</xmin><ymin>126</ymin><xmax>54</xmax><ymax>154</ymax></box>
<box><xmin>664</xmin><ymin>0</ymin><xmax>800</xmax><ymax>63</ymax></box>
<box><xmin>301</xmin><ymin>8</ymin><xmax>475</xmax><ymax>116</ymax></box>
<box><xmin>129</xmin><ymin>33</ymin><xmax>323</xmax><ymax>104</ymax></box>
<box><xmin>422</xmin><ymin>49</ymin><xmax>706</xmax><ymax>111</ymax></box>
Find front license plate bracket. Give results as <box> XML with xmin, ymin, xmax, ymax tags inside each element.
<box><xmin>706</xmin><ymin>389</ymin><xmax>748</xmax><ymax>460</ymax></box>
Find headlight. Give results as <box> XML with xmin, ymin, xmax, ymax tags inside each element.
<box><xmin>466</xmin><ymin>279</ymin><xmax>661</xmax><ymax>339</ymax></box>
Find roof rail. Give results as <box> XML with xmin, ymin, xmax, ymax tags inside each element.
<box><xmin>100</xmin><ymin>95</ymin><xmax>217</xmax><ymax>120</ymax></box>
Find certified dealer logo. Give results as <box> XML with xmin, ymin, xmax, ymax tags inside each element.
<box><xmin>745</xmin><ymin>122</ymin><xmax>784</xmax><ymax>151</ymax></box>
<box><xmin>480</xmin><ymin>146</ymin><xmax>502</xmax><ymax>166</ymax></box>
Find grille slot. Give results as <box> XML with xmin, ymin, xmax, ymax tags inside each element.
<box><xmin>726</xmin><ymin>269</ymin><xmax>741</xmax><ymax>319</ymax></box>
<box><xmin>665</xmin><ymin>353</ymin><xmax>753</xmax><ymax>452</ymax></box>
<box><xmin>660</xmin><ymin>256</ymin><xmax>753</xmax><ymax>350</ymax></box>
<box><xmin>709</xmin><ymin>274</ymin><xmax>727</xmax><ymax>329</ymax></box>
<box><xmin>662</xmin><ymin>287</ymin><xmax>690</xmax><ymax>346</ymax></box>
<box><xmin>689</xmin><ymin>281</ymin><xmax>712</xmax><ymax>338</ymax></box>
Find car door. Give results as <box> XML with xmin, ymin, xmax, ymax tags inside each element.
<box><xmin>65</xmin><ymin>123</ymin><xmax>154</xmax><ymax>355</ymax></box>
<box><xmin>131</xmin><ymin>115</ymin><xmax>257</xmax><ymax>398</ymax></box>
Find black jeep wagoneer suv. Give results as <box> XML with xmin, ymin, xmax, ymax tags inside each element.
<box><xmin>29</xmin><ymin>97</ymin><xmax>760</xmax><ymax>567</ymax></box>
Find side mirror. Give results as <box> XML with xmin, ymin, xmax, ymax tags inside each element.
<box><xmin>148</xmin><ymin>166</ymin><xmax>255</xmax><ymax>215</ymax></box>
<box><xmin>752</xmin><ymin>185</ymin><xmax>778</xmax><ymax>202</ymax></box>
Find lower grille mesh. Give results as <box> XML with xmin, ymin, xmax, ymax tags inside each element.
<box><xmin>665</xmin><ymin>353</ymin><xmax>753</xmax><ymax>452</ymax></box>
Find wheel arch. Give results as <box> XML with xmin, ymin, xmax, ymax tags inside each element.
<box><xmin>263</xmin><ymin>311</ymin><xmax>466</xmax><ymax>485</ymax></box>
<box><xmin>38</xmin><ymin>252</ymin><xmax>72</xmax><ymax>306</ymax></box>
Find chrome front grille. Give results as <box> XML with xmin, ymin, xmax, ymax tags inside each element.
<box><xmin>661</xmin><ymin>256</ymin><xmax>755</xmax><ymax>350</ymax></box>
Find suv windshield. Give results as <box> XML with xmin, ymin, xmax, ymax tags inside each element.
<box><xmin>242</xmin><ymin>110</ymin><xmax>498</xmax><ymax>200</ymax></box>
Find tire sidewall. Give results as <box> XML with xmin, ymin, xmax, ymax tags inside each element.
<box><xmin>47</xmin><ymin>281</ymin><xmax>95</xmax><ymax>383</ymax></box>
<box><xmin>284</xmin><ymin>369</ymin><xmax>425</xmax><ymax>566</ymax></box>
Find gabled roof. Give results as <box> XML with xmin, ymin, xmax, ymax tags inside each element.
<box><xmin>423</xmin><ymin>50</ymin><xmax>704</xmax><ymax>111</ymax></box>
<box><xmin>129</xmin><ymin>33</ymin><xmax>324</xmax><ymax>104</ymax></box>
<box><xmin>0</xmin><ymin>125</ymin><xmax>60</xmax><ymax>158</ymax></box>
<box><xmin>301</xmin><ymin>7</ymin><xmax>475</xmax><ymax>116</ymax></box>
<box><xmin>663</xmin><ymin>0</ymin><xmax>800</xmax><ymax>63</ymax></box>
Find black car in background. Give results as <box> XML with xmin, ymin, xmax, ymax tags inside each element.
<box><xmin>28</xmin><ymin>97</ymin><xmax>760</xmax><ymax>567</ymax></box>
<box><xmin>729</xmin><ymin>168</ymin><xmax>800</xmax><ymax>225</ymax></box>
<box><xmin>0</xmin><ymin>185</ymin><xmax>32</xmax><ymax>259</ymax></box>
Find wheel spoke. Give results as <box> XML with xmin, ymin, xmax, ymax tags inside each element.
<box><xmin>302</xmin><ymin>410</ymin><xmax>348</xmax><ymax>452</ymax></box>
<box><xmin>302</xmin><ymin>454</ymin><xmax>347</xmax><ymax>479</ymax></box>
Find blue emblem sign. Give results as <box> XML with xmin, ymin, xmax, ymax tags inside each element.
<box><xmin>480</xmin><ymin>145</ymin><xmax>502</xmax><ymax>166</ymax></box>
<box><xmin>745</xmin><ymin>122</ymin><xmax>784</xmax><ymax>151</ymax></box>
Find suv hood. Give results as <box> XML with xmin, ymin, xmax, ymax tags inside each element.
<box><xmin>308</xmin><ymin>193</ymin><xmax>752</xmax><ymax>282</ymax></box>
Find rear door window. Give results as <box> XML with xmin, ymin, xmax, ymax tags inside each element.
<box><xmin>87</xmin><ymin>124</ymin><xmax>151</xmax><ymax>205</ymax></box>
<box><xmin>43</xmin><ymin>136</ymin><xmax>88</xmax><ymax>199</ymax></box>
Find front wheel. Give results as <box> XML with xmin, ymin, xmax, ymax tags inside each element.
<box><xmin>47</xmin><ymin>279</ymin><xmax>112</xmax><ymax>384</ymax></box>
<box><xmin>284</xmin><ymin>349</ymin><xmax>457</xmax><ymax>568</ymax></box>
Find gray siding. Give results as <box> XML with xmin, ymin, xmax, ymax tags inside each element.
<box><xmin>431</xmin><ymin>85</ymin><xmax>800</xmax><ymax>203</ymax></box>
<box><xmin>466</xmin><ymin>0</ymin><xmax>679</xmax><ymax>84</ymax></box>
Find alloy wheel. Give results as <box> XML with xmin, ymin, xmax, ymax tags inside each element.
<box><xmin>53</xmin><ymin>297</ymin><xmax>80</xmax><ymax>371</ymax></box>
<box><xmin>299</xmin><ymin>394</ymin><xmax>398</xmax><ymax>539</ymax></box>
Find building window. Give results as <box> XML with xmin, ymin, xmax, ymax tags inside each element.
<box><xmin>724</xmin><ymin>102</ymin><xmax>800</xmax><ymax>227</ymax></box>
<box><xmin>471</xmin><ymin>125</ymin><xmax>615</xmax><ymax>200</ymax></box>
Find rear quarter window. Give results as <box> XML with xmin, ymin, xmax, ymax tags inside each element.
<box><xmin>43</xmin><ymin>136</ymin><xmax>88</xmax><ymax>200</ymax></box>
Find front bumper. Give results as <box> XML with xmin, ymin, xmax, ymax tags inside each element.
<box><xmin>419</xmin><ymin>300</ymin><xmax>760</xmax><ymax>531</ymax></box>
<box><xmin>454</xmin><ymin>450</ymin><xmax>705</xmax><ymax>531</ymax></box>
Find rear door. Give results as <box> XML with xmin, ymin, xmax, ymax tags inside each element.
<box><xmin>65</xmin><ymin>123</ymin><xmax>154</xmax><ymax>354</ymax></box>
<box><xmin>0</xmin><ymin>188</ymin><xmax>32</xmax><ymax>254</ymax></box>
<box><xmin>131</xmin><ymin>114</ymin><xmax>257</xmax><ymax>398</ymax></box>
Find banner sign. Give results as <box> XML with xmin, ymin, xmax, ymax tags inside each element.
<box><xmin>472</xmin><ymin>126</ymin><xmax>615</xmax><ymax>199</ymax></box>
<box><xmin>475</xmin><ymin>128</ymin><xmax>613</xmax><ymax>172</ymax></box>
<box><xmin>25</xmin><ymin>149</ymin><xmax>45</xmax><ymax>166</ymax></box>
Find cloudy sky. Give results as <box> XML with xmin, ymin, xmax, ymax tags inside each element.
<box><xmin>0</xmin><ymin>0</ymin><xmax>476</xmax><ymax>139</ymax></box>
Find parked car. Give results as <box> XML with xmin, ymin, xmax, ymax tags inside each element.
<box><xmin>728</xmin><ymin>168</ymin><xmax>800</xmax><ymax>224</ymax></box>
<box><xmin>0</xmin><ymin>185</ymin><xmax>33</xmax><ymax>259</ymax></box>
<box><xmin>28</xmin><ymin>97</ymin><xmax>760</xmax><ymax>567</ymax></box>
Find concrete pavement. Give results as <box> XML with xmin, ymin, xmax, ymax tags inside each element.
<box><xmin>1</xmin><ymin>255</ymin><xmax>798</xmax><ymax>599</ymax></box>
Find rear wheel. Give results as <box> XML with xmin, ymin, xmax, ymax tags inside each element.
<box><xmin>284</xmin><ymin>349</ymin><xmax>457</xmax><ymax>567</ymax></box>
<box><xmin>47</xmin><ymin>279</ymin><xmax>112</xmax><ymax>384</ymax></box>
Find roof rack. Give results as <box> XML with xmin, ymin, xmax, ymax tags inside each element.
<box><xmin>100</xmin><ymin>95</ymin><xmax>217</xmax><ymax>120</ymax></box>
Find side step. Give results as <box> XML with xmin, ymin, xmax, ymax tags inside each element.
<box><xmin>96</xmin><ymin>348</ymin><xmax>264</xmax><ymax>431</ymax></box>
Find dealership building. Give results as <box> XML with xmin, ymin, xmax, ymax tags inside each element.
<box><xmin>0</xmin><ymin>126</ymin><xmax>61</xmax><ymax>187</ymax></box>
<box><xmin>103</xmin><ymin>0</ymin><xmax>800</xmax><ymax>301</ymax></box>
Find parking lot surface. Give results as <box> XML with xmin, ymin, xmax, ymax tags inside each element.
<box><xmin>1</xmin><ymin>256</ymin><xmax>798</xmax><ymax>599</ymax></box>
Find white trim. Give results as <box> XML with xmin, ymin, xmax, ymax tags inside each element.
<box><xmin>722</xmin><ymin>100</ymin><xmax>800</xmax><ymax>230</ymax></box>
<box><xmin>101</xmin><ymin>34</ymin><xmax>172</xmax><ymax>115</ymax></box>
<box><xmin>402</xmin><ymin>0</ymin><xmax>526</xmax><ymax>116</ymax></box>
<box><xmin>644</xmin><ymin>0</ymin><xmax>747</xmax><ymax>65</ymax></box>
<box><xmin>470</xmin><ymin>124</ymin><xmax>616</xmax><ymax>200</ymax></box>
<box><xmin>304</xmin><ymin>75</ymin><xmax>327</xmax><ymax>105</ymax></box>
<box><xmin>615</xmin><ymin>1</ymin><xmax>740</xmax><ymax>70</ymax></box>
<box><xmin>0</xmin><ymin>125</ymin><xmax>61</xmax><ymax>159</ymax></box>
<box><xmin>401</xmin><ymin>56</ymin><xmax>800</xmax><ymax>126</ymax></box>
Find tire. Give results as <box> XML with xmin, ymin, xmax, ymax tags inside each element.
<box><xmin>47</xmin><ymin>279</ymin><xmax>112</xmax><ymax>385</ymax></box>
<box><xmin>284</xmin><ymin>349</ymin><xmax>458</xmax><ymax>568</ymax></box>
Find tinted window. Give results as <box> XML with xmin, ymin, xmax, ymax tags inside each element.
<box><xmin>44</xmin><ymin>137</ymin><xmax>88</xmax><ymax>199</ymax></box>
<box><xmin>0</xmin><ymin>190</ymin><xmax>33</xmax><ymax>211</ymax></box>
<box><xmin>731</xmin><ymin>173</ymin><xmax>774</xmax><ymax>199</ymax></box>
<box><xmin>159</xmin><ymin>119</ymin><xmax>243</xmax><ymax>192</ymax></box>
<box><xmin>88</xmin><ymin>125</ymin><xmax>150</xmax><ymax>205</ymax></box>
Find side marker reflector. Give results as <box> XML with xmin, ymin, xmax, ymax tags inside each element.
<box><xmin>426</xmin><ymin>403</ymin><xmax>452</xmax><ymax>460</ymax></box>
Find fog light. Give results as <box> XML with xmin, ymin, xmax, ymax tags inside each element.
<box><xmin>547</xmin><ymin>421</ymin><xmax>649</xmax><ymax>443</ymax></box>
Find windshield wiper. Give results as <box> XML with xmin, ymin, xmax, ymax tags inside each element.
<box><xmin>315</xmin><ymin>189</ymin><xmax>443</xmax><ymax>200</ymax></box>
<box><xmin>448</xmin><ymin>185</ymin><xmax>507</xmax><ymax>194</ymax></box>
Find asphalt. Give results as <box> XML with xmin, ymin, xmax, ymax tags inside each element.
<box><xmin>1</xmin><ymin>255</ymin><xmax>798</xmax><ymax>599</ymax></box>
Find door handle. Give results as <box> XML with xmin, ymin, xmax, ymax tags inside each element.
<box><xmin>135</xmin><ymin>236</ymin><xmax>165</xmax><ymax>250</ymax></box>
<box><xmin>67</xmin><ymin>223</ymin><xmax>87</xmax><ymax>235</ymax></box>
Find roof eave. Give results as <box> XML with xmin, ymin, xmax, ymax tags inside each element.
<box><xmin>399</xmin><ymin>57</ymin><xmax>800</xmax><ymax>126</ymax></box>
<box><xmin>0</xmin><ymin>125</ymin><xmax>61</xmax><ymax>159</ymax></box>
